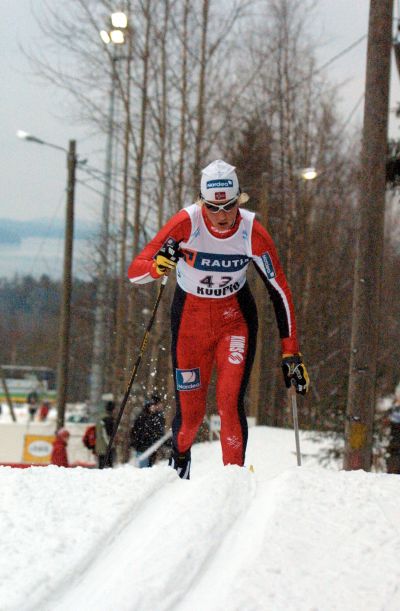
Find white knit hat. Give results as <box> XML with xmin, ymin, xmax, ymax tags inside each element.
<box><xmin>200</xmin><ymin>159</ymin><xmax>239</xmax><ymax>203</ymax></box>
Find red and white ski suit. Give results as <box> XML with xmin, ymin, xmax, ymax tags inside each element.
<box><xmin>128</xmin><ymin>204</ymin><xmax>299</xmax><ymax>466</ymax></box>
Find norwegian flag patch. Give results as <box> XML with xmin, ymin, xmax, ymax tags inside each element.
<box><xmin>215</xmin><ymin>192</ymin><xmax>226</xmax><ymax>200</ymax></box>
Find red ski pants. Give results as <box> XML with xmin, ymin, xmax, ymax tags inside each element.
<box><xmin>171</xmin><ymin>283</ymin><xmax>258</xmax><ymax>465</ymax></box>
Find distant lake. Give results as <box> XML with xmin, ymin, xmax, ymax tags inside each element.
<box><xmin>0</xmin><ymin>237</ymin><xmax>93</xmax><ymax>279</ymax></box>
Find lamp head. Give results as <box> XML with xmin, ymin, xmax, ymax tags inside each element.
<box><xmin>16</xmin><ymin>130</ymin><xmax>30</xmax><ymax>140</ymax></box>
<box><xmin>300</xmin><ymin>167</ymin><xmax>318</xmax><ymax>181</ymax></box>
<box><xmin>110</xmin><ymin>29</ymin><xmax>125</xmax><ymax>44</ymax></box>
<box><xmin>100</xmin><ymin>30</ymin><xmax>111</xmax><ymax>44</ymax></box>
<box><xmin>16</xmin><ymin>130</ymin><xmax>44</xmax><ymax>144</ymax></box>
<box><xmin>111</xmin><ymin>12</ymin><xmax>128</xmax><ymax>28</ymax></box>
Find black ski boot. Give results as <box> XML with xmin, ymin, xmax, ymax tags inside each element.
<box><xmin>168</xmin><ymin>447</ymin><xmax>191</xmax><ymax>480</ymax></box>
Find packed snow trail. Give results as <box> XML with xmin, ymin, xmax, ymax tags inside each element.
<box><xmin>47</xmin><ymin>466</ymin><xmax>256</xmax><ymax>611</ymax></box>
<box><xmin>0</xmin><ymin>466</ymin><xmax>175</xmax><ymax>611</ymax></box>
<box><xmin>178</xmin><ymin>468</ymin><xmax>400</xmax><ymax>611</ymax></box>
<box><xmin>1</xmin><ymin>427</ymin><xmax>400</xmax><ymax>611</ymax></box>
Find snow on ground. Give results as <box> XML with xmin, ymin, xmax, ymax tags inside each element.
<box><xmin>1</xmin><ymin>426</ymin><xmax>400</xmax><ymax>611</ymax></box>
<box><xmin>0</xmin><ymin>404</ymin><xmax>56</xmax><ymax>424</ymax></box>
<box><xmin>0</xmin><ymin>402</ymin><xmax>88</xmax><ymax>425</ymax></box>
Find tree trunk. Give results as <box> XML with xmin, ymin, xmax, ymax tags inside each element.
<box><xmin>192</xmin><ymin>0</ymin><xmax>209</xmax><ymax>187</ymax></box>
<box><xmin>176</xmin><ymin>0</ymin><xmax>190</xmax><ymax>212</ymax></box>
<box><xmin>249</xmin><ymin>173</ymin><xmax>269</xmax><ymax>422</ymax></box>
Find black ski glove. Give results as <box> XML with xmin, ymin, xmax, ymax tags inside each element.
<box><xmin>153</xmin><ymin>237</ymin><xmax>182</xmax><ymax>276</ymax></box>
<box><xmin>282</xmin><ymin>353</ymin><xmax>310</xmax><ymax>395</ymax></box>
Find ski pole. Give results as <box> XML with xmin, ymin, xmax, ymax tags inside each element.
<box><xmin>101</xmin><ymin>275</ymin><xmax>168</xmax><ymax>468</ymax></box>
<box><xmin>289</xmin><ymin>383</ymin><xmax>302</xmax><ymax>466</ymax></box>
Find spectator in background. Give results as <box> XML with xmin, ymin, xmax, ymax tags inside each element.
<box><xmin>38</xmin><ymin>400</ymin><xmax>50</xmax><ymax>421</ymax></box>
<box><xmin>51</xmin><ymin>428</ymin><xmax>70</xmax><ymax>467</ymax></box>
<box><xmin>130</xmin><ymin>395</ymin><xmax>165</xmax><ymax>468</ymax></box>
<box><xmin>95</xmin><ymin>401</ymin><xmax>115</xmax><ymax>469</ymax></box>
<box><xmin>27</xmin><ymin>390</ymin><xmax>39</xmax><ymax>421</ymax></box>
<box><xmin>387</xmin><ymin>383</ymin><xmax>400</xmax><ymax>474</ymax></box>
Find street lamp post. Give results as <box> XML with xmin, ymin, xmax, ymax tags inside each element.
<box><xmin>89</xmin><ymin>12</ymin><xmax>128</xmax><ymax>414</ymax></box>
<box><xmin>16</xmin><ymin>131</ymin><xmax>77</xmax><ymax>430</ymax></box>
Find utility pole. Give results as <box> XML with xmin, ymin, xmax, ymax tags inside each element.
<box><xmin>56</xmin><ymin>140</ymin><xmax>77</xmax><ymax>431</ymax></box>
<box><xmin>344</xmin><ymin>0</ymin><xmax>393</xmax><ymax>470</ymax></box>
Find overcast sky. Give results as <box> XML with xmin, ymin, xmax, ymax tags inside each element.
<box><xmin>1</xmin><ymin>0</ymin><xmax>400</xmax><ymax>226</ymax></box>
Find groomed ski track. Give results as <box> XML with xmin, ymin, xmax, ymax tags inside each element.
<box><xmin>48</xmin><ymin>466</ymin><xmax>256</xmax><ymax>611</ymax></box>
<box><xmin>3</xmin><ymin>427</ymin><xmax>400</xmax><ymax>611</ymax></box>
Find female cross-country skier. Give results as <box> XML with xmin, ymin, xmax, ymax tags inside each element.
<box><xmin>128</xmin><ymin>159</ymin><xmax>309</xmax><ymax>479</ymax></box>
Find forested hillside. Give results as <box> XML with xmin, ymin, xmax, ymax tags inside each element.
<box><xmin>0</xmin><ymin>275</ymin><xmax>95</xmax><ymax>401</ymax></box>
<box><xmin>1</xmin><ymin>210</ymin><xmax>399</xmax><ymax>432</ymax></box>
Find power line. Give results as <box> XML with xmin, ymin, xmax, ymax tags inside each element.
<box><xmin>338</xmin><ymin>92</ymin><xmax>365</xmax><ymax>137</ymax></box>
<box><xmin>285</xmin><ymin>34</ymin><xmax>367</xmax><ymax>94</ymax></box>
<box><xmin>316</xmin><ymin>34</ymin><xmax>367</xmax><ymax>76</ymax></box>
<box><xmin>77</xmin><ymin>163</ymin><xmax>126</xmax><ymax>197</ymax></box>
<box><xmin>76</xmin><ymin>179</ymin><xmax>108</xmax><ymax>199</ymax></box>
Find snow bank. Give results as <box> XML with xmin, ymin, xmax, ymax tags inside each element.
<box><xmin>0</xmin><ymin>427</ymin><xmax>399</xmax><ymax>611</ymax></box>
<box><xmin>0</xmin><ymin>465</ymin><xmax>176</xmax><ymax>611</ymax></box>
<box><xmin>184</xmin><ymin>467</ymin><xmax>400</xmax><ymax>611</ymax></box>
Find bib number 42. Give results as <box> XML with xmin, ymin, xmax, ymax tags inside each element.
<box><xmin>199</xmin><ymin>275</ymin><xmax>232</xmax><ymax>288</ymax></box>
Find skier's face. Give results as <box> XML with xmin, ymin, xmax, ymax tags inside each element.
<box><xmin>203</xmin><ymin>201</ymin><xmax>239</xmax><ymax>230</ymax></box>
